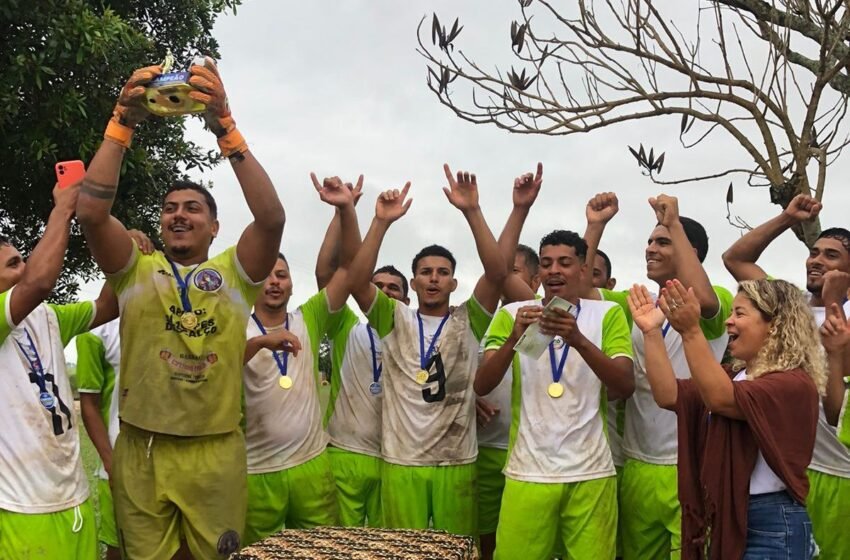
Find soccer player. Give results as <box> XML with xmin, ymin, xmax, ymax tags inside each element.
<box><xmin>722</xmin><ymin>193</ymin><xmax>850</xmax><ymax>560</ymax></box>
<box><xmin>1</xmin><ymin>183</ymin><xmax>116</xmax><ymax>559</ymax></box>
<box><xmin>476</xmin><ymin>166</ymin><xmax>544</xmax><ymax>560</ymax></box>
<box><xmin>476</xmin><ymin>228</ymin><xmax>634</xmax><ymax>560</ymax></box>
<box><xmin>593</xmin><ymin>249</ymin><xmax>617</xmax><ymax>291</ymax></box>
<box><xmin>241</xmin><ymin>176</ymin><xmax>361</xmax><ymax>544</ymax></box>
<box><xmin>76</xmin><ymin>60</ymin><xmax>285</xmax><ymax>559</ymax></box>
<box><xmin>583</xmin><ymin>192</ymin><xmax>733</xmax><ymax>560</ymax></box>
<box><xmin>314</xmin><ymin>177</ymin><xmax>410</xmax><ymax>528</ymax></box>
<box><xmin>346</xmin><ymin>165</ymin><xmax>507</xmax><ymax>537</ymax></box>
<box><xmin>76</xmin><ymin>319</ymin><xmax>121</xmax><ymax>560</ymax></box>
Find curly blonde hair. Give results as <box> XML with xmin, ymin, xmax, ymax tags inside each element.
<box><xmin>733</xmin><ymin>278</ymin><xmax>827</xmax><ymax>394</ymax></box>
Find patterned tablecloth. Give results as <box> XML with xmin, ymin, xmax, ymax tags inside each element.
<box><xmin>231</xmin><ymin>527</ymin><xmax>477</xmax><ymax>559</ymax></box>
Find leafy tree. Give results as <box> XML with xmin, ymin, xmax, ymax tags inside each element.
<box><xmin>419</xmin><ymin>1</ymin><xmax>850</xmax><ymax>246</ymax></box>
<box><xmin>0</xmin><ymin>0</ymin><xmax>239</xmax><ymax>301</ymax></box>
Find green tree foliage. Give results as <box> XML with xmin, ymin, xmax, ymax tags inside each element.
<box><xmin>0</xmin><ymin>0</ymin><xmax>240</xmax><ymax>301</ymax></box>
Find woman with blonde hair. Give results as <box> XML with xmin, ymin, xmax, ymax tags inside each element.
<box><xmin>628</xmin><ymin>278</ymin><xmax>824</xmax><ymax>560</ymax></box>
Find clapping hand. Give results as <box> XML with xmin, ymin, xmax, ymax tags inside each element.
<box><xmin>658</xmin><ymin>279</ymin><xmax>701</xmax><ymax>335</ymax></box>
<box><xmin>627</xmin><ymin>284</ymin><xmax>665</xmax><ymax>334</ymax></box>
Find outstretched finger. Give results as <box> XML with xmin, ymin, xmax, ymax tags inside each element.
<box><xmin>354</xmin><ymin>174</ymin><xmax>364</xmax><ymax>194</ymax></box>
<box><xmin>443</xmin><ymin>163</ymin><xmax>455</xmax><ymax>186</ymax></box>
<box><xmin>535</xmin><ymin>161</ymin><xmax>543</xmax><ymax>182</ymax></box>
<box><xmin>310</xmin><ymin>173</ymin><xmax>322</xmax><ymax>193</ymax></box>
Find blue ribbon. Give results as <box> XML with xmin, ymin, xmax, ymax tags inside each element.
<box><xmin>168</xmin><ymin>259</ymin><xmax>201</xmax><ymax>312</ymax></box>
<box><xmin>14</xmin><ymin>329</ymin><xmax>49</xmax><ymax>397</ymax></box>
<box><xmin>367</xmin><ymin>326</ymin><xmax>382</xmax><ymax>384</ymax></box>
<box><xmin>547</xmin><ymin>303</ymin><xmax>582</xmax><ymax>384</ymax></box>
<box><xmin>251</xmin><ymin>313</ymin><xmax>290</xmax><ymax>377</ymax></box>
<box><xmin>417</xmin><ymin>312</ymin><xmax>450</xmax><ymax>370</ymax></box>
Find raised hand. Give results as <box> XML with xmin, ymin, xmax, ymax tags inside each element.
<box><xmin>658</xmin><ymin>279</ymin><xmax>701</xmax><ymax>335</ymax></box>
<box><xmin>311</xmin><ymin>173</ymin><xmax>356</xmax><ymax>209</ymax></box>
<box><xmin>627</xmin><ymin>284</ymin><xmax>666</xmax><ymax>333</ymax></box>
<box><xmin>52</xmin><ymin>182</ymin><xmax>80</xmax><ymax>217</ymax></box>
<box><xmin>648</xmin><ymin>194</ymin><xmax>680</xmax><ymax>229</ymax></box>
<box><xmin>188</xmin><ymin>57</ymin><xmax>232</xmax><ymax>131</ymax></box>
<box><xmin>586</xmin><ymin>192</ymin><xmax>619</xmax><ymax>225</ymax></box>
<box><xmin>513</xmin><ymin>162</ymin><xmax>543</xmax><ymax>209</ymax></box>
<box><xmin>347</xmin><ymin>175</ymin><xmax>365</xmax><ymax>207</ymax></box>
<box><xmin>375</xmin><ymin>183</ymin><xmax>413</xmax><ymax>223</ymax></box>
<box><xmin>821</xmin><ymin>303</ymin><xmax>850</xmax><ymax>355</ymax></box>
<box><xmin>443</xmin><ymin>164</ymin><xmax>480</xmax><ymax>213</ymax></box>
<box><xmin>783</xmin><ymin>194</ymin><xmax>822</xmax><ymax>223</ymax></box>
<box><xmin>114</xmin><ymin>65</ymin><xmax>162</xmax><ymax>127</ymax></box>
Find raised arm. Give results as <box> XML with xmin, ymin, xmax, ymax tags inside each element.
<box><xmin>582</xmin><ymin>192</ymin><xmax>619</xmax><ymax>301</ymax></box>
<box><xmin>661</xmin><ymin>280</ymin><xmax>743</xmax><ymax>419</ymax></box>
<box><xmin>650</xmin><ymin>195</ymin><xmax>718</xmax><ymax>318</ymax></box>
<box><xmin>499</xmin><ymin>164</ymin><xmax>542</xmax><ymax>304</ymax></box>
<box><xmin>722</xmin><ymin>194</ymin><xmax>821</xmax><ymax>282</ymax></box>
<box><xmin>820</xmin><ymin>303</ymin><xmax>850</xmax><ymax>425</ymax></box>
<box><xmin>314</xmin><ymin>174</ymin><xmax>363</xmax><ymax>290</ymax></box>
<box><xmin>442</xmin><ymin>165</ymin><xmax>507</xmax><ymax>313</ymax></box>
<box><xmin>8</xmin><ymin>184</ymin><xmax>80</xmax><ymax>325</ymax></box>
<box><xmin>312</xmin><ymin>176</ymin><xmax>360</xmax><ymax>310</ymax></box>
<box><xmin>76</xmin><ymin>66</ymin><xmax>160</xmax><ymax>273</ymax></box>
<box><xmin>347</xmin><ymin>184</ymin><xmax>412</xmax><ymax>311</ymax></box>
<box><xmin>186</xmin><ymin>59</ymin><xmax>285</xmax><ymax>282</ymax></box>
<box><xmin>627</xmin><ymin>285</ymin><xmax>678</xmax><ymax>409</ymax></box>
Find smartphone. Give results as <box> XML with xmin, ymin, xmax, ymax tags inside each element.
<box><xmin>55</xmin><ymin>160</ymin><xmax>85</xmax><ymax>189</ymax></box>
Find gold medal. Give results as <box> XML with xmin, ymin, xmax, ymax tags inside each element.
<box><xmin>279</xmin><ymin>376</ymin><xmax>293</xmax><ymax>390</ymax></box>
<box><xmin>547</xmin><ymin>382</ymin><xmax>564</xmax><ymax>398</ymax></box>
<box><xmin>180</xmin><ymin>313</ymin><xmax>198</xmax><ymax>329</ymax></box>
<box><xmin>415</xmin><ymin>370</ymin><xmax>429</xmax><ymax>385</ymax></box>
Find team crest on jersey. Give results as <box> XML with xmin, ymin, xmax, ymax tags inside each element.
<box><xmin>194</xmin><ymin>268</ymin><xmax>223</xmax><ymax>292</ymax></box>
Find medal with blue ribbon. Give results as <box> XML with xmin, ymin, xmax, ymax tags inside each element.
<box><xmin>168</xmin><ymin>258</ymin><xmax>201</xmax><ymax>330</ymax></box>
<box><xmin>547</xmin><ymin>303</ymin><xmax>581</xmax><ymax>398</ymax></box>
<box><xmin>15</xmin><ymin>329</ymin><xmax>54</xmax><ymax>409</ymax></box>
<box><xmin>367</xmin><ymin>326</ymin><xmax>383</xmax><ymax>395</ymax></box>
<box><xmin>415</xmin><ymin>312</ymin><xmax>449</xmax><ymax>385</ymax></box>
<box><xmin>251</xmin><ymin>313</ymin><xmax>292</xmax><ymax>389</ymax></box>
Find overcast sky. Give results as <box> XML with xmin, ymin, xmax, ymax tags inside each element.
<box><xmin>69</xmin><ymin>1</ymin><xmax>850</xmax><ymax>357</ymax></box>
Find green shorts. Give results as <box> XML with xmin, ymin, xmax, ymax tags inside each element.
<box><xmin>476</xmin><ymin>446</ymin><xmax>507</xmax><ymax>535</ymax></box>
<box><xmin>245</xmin><ymin>450</ymin><xmax>339</xmax><ymax>545</ymax></box>
<box><xmin>495</xmin><ymin>475</ymin><xmax>617</xmax><ymax>560</ymax></box>
<box><xmin>807</xmin><ymin>469</ymin><xmax>850</xmax><ymax>560</ymax></box>
<box><xmin>619</xmin><ymin>459</ymin><xmax>681</xmax><ymax>560</ymax></box>
<box><xmin>838</xmin><ymin>384</ymin><xmax>850</xmax><ymax>448</ymax></box>
<box><xmin>328</xmin><ymin>446</ymin><xmax>382</xmax><ymax>527</ymax></box>
<box><xmin>381</xmin><ymin>461</ymin><xmax>478</xmax><ymax>537</ymax></box>
<box><xmin>0</xmin><ymin>500</ymin><xmax>97</xmax><ymax>560</ymax></box>
<box><xmin>97</xmin><ymin>477</ymin><xmax>118</xmax><ymax>548</ymax></box>
<box><xmin>112</xmin><ymin>424</ymin><xmax>247</xmax><ymax>560</ymax></box>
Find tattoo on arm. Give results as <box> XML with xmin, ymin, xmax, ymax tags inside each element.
<box><xmin>80</xmin><ymin>179</ymin><xmax>118</xmax><ymax>200</ymax></box>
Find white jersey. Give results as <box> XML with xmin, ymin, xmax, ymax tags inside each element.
<box><xmin>477</xmin><ymin>369</ymin><xmax>512</xmax><ymax>450</ymax></box>
<box><xmin>76</xmin><ymin>319</ymin><xmax>121</xmax><ymax>479</ymax></box>
<box><xmin>326</xmin><ymin>308</ymin><xmax>383</xmax><ymax>458</ymax></box>
<box><xmin>0</xmin><ymin>289</ymin><xmax>94</xmax><ymax>513</ymax></box>
<box><xmin>484</xmin><ymin>299</ymin><xmax>633</xmax><ymax>484</ymax></box>
<box><xmin>808</xmin><ymin>300</ymin><xmax>850</xmax><ymax>478</ymax></box>
<box><xmin>602</xmin><ymin>286</ymin><xmax>733</xmax><ymax>465</ymax></box>
<box><xmin>366</xmin><ymin>291</ymin><xmax>493</xmax><ymax>466</ymax></box>
<box><xmin>607</xmin><ymin>400</ymin><xmax>626</xmax><ymax>467</ymax></box>
<box><xmin>243</xmin><ymin>292</ymin><xmax>336</xmax><ymax>474</ymax></box>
